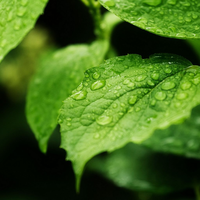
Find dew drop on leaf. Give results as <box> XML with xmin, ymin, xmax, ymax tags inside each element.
<box><xmin>135</xmin><ymin>75</ymin><xmax>147</xmax><ymax>82</ymax></box>
<box><xmin>151</xmin><ymin>72</ymin><xmax>160</xmax><ymax>80</ymax></box>
<box><xmin>96</xmin><ymin>115</ymin><xmax>112</xmax><ymax>125</ymax></box>
<box><xmin>123</xmin><ymin>79</ymin><xmax>130</xmax><ymax>85</ymax></box>
<box><xmin>135</xmin><ymin>107</ymin><xmax>141</xmax><ymax>112</ymax></box>
<box><xmin>167</xmin><ymin>0</ymin><xmax>177</xmax><ymax>5</ymax></box>
<box><xmin>20</xmin><ymin>0</ymin><xmax>28</xmax><ymax>6</ymax></box>
<box><xmin>150</xmin><ymin>99</ymin><xmax>156</xmax><ymax>106</ymax></box>
<box><xmin>77</xmin><ymin>83</ymin><xmax>83</xmax><ymax>91</ymax></box>
<box><xmin>155</xmin><ymin>91</ymin><xmax>166</xmax><ymax>100</ymax></box>
<box><xmin>104</xmin><ymin>0</ymin><xmax>115</xmax><ymax>7</ymax></box>
<box><xmin>161</xmin><ymin>81</ymin><xmax>176</xmax><ymax>90</ymax></box>
<box><xmin>180</xmin><ymin>81</ymin><xmax>192</xmax><ymax>90</ymax></box>
<box><xmin>92</xmin><ymin>72</ymin><xmax>100</xmax><ymax>80</ymax></box>
<box><xmin>71</xmin><ymin>91</ymin><xmax>87</xmax><ymax>100</ymax></box>
<box><xmin>176</xmin><ymin>92</ymin><xmax>188</xmax><ymax>100</ymax></box>
<box><xmin>164</xmin><ymin>68</ymin><xmax>172</xmax><ymax>74</ymax></box>
<box><xmin>147</xmin><ymin>80</ymin><xmax>155</xmax><ymax>86</ymax></box>
<box><xmin>127</xmin><ymin>82</ymin><xmax>135</xmax><ymax>88</ymax></box>
<box><xmin>17</xmin><ymin>7</ymin><xmax>26</xmax><ymax>17</ymax></box>
<box><xmin>112</xmin><ymin>103</ymin><xmax>118</xmax><ymax>108</ymax></box>
<box><xmin>128</xmin><ymin>95</ymin><xmax>137</xmax><ymax>105</ymax></box>
<box><xmin>94</xmin><ymin>133</ymin><xmax>100</xmax><ymax>139</ymax></box>
<box><xmin>143</xmin><ymin>0</ymin><xmax>162</xmax><ymax>6</ymax></box>
<box><xmin>192</xmin><ymin>77</ymin><xmax>200</xmax><ymax>85</ymax></box>
<box><xmin>91</xmin><ymin>80</ymin><xmax>106</xmax><ymax>90</ymax></box>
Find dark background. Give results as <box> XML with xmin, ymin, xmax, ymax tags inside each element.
<box><xmin>0</xmin><ymin>0</ymin><xmax>199</xmax><ymax>199</ymax></box>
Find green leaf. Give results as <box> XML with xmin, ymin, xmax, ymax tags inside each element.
<box><xmin>88</xmin><ymin>143</ymin><xmax>200</xmax><ymax>194</ymax></box>
<box><xmin>0</xmin><ymin>0</ymin><xmax>48</xmax><ymax>63</ymax></box>
<box><xmin>143</xmin><ymin>104</ymin><xmax>200</xmax><ymax>158</ymax></box>
<box><xmin>98</xmin><ymin>0</ymin><xmax>200</xmax><ymax>39</ymax></box>
<box><xmin>58</xmin><ymin>54</ymin><xmax>200</xmax><ymax>188</ymax></box>
<box><xmin>26</xmin><ymin>40</ymin><xmax>109</xmax><ymax>153</ymax></box>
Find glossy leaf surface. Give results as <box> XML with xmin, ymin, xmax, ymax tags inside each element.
<box><xmin>0</xmin><ymin>0</ymin><xmax>48</xmax><ymax>63</ymax></box>
<box><xmin>98</xmin><ymin>0</ymin><xmax>200</xmax><ymax>39</ymax></box>
<box><xmin>58</xmin><ymin>54</ymin><xmax>200</xmax><ymax>186</ymax></box>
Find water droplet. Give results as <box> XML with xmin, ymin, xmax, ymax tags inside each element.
<box><xmin>71</xmin><ymin>91</ymin><xmax>87</xmax><ymax>100</ymax></box>
<box><xmin>176</xmin><ymin>92</ymin><xmax>188</xmax><ymax>100</ymax></box>
<box><xmin>91</xmin><ymin>80</ymin><xmax>106</xmax><ymax>90</ymax></box>
<box><xmin>135</xmin><ymin>75</ymin><xmax>147</xmax><ymax>82</ymax></box>
<box><xmin>7</xmin><ymin>12</ymin><xmax>13</xmax><ymax>21</ymax></box>
<box><xmin>0</xmin><ymin>39</ymin><xmax>7</xmax><ymax>48</ymax></box>
<box><xmin>128</xmin><ymin>95</ymin><xmax>137</xmax><ymax>105</ymax></box>
<box><xmin>135</xmin><ymin>107</ymin><xmax>141</xmax><ymax>112</ymax></box>
<box><xmin>92</xmin><ymin>72</ymin><xmax>100</xmax><ymax>80</ymax></box>
<box><xmin>161</xmin><ymin>81</ymin><xmax>176</xmax><ymax>90</ymax></box>
<box><xmin>181</xmin><ymin>1</ymin><xmax>190</xmax><ymax>7</ymax></box>
<box><xmin>143</xmin><ymin>0</ymin><xmax>162</xmax><ymax>6</ymax></box>
<box><xmin>58</xmin><ymin>119</ymin><xmax>63</xmax><ymax>124</ymax></box>
<box><xmin>84</xmin><ymin>82</ymin><xmax>88</xmax><ymax>86</ymax></box>
<box><xmin>174</xmin><ymin>102</ymin><xmax>181</xmax><ymax>108</ymax></box>
<box><xmin>66</xmin><ymin>117</ymin><xmax>72</xmax><ymax>121</ymax></box>
<box><xmin>14</xmin><ymin>20</ymin><xmax>21</xmax><ymax>30</ymax></box>
<box><xmin>96</xmin><ymin>115</ymin><xmax>112</xmax><ymax>125</ymax></box>
<box><xmin>120</xmin><ymin>103</ymin><xmax>125</xmax><ymax>107</ymax></box>
<box><xmin>77</xmin><ymin>83</ymin><xmax>83</xmax><ymax>91</ymax></box>
<box><xmin>123</xmin><ymin>79</ymin><xmax>130</xmax><ymax>85</ymax></box>
<box><xmin>147</xmin><ymin>80</ymin><xmax>155</xmax><ymax>86</ymax></box>
<box><xmin>17</xmin><ymin>7</ymin><xmax>26</xmax><ymax>17</ymax></box>
<box><xmin>192</xmin><ymin>77</ymin><xmax>200</xmax><ymax>85</ymax></box>
<box><xmin>67</xmin><ymin>122</ymin><xmax>71</xmax><ymax>126</ymax></box>
<box><xmin>164</xmin><ymin>68</ymin><xmax>172</xmax><ymax>73</ymax></box>
<box><xmin>151</xmin><ymin>72</ymin><xmax>160</xmax><ymax>80</ymax></box>
<box><xmin>94</xmin><ymin>133</ymin><xmax>100</xmax><ymax>139</ymax></box>
<box><xmin>112</xmin><ymin>103</ymin><xmax>118</xmax><ymax>108</ymax></box>
<box><xmin>104</xmin><ymin>0</ymin><xmax>115</xmax><ymax>6</ymax></box>
<box><xmin>155</xmin><ymin>91</ymin><xmax>166</xmax><ymax>100</ymax></box>
<box><xmin>127</xmin><ymin>82</ymin><xmax>135</xmax><ymax>88</ymax></box>
<box><xmin>85</xmin><ymin>73</ymin><xmax>89</xmax><ymax>78</ymax></box>
<box><xmin>20</xmin><ymin>0</ymin><xmax>28</xmax><ymax>6</ymax></box>
<box><xmin>180</xmin><ymin>81</ymin><xmax>192</xmax><ymax>90</ymax></box>
<box><xmin>150</xmin><ymin>99</ymin><xmax>156</xmax><ymax>106</ymax></box>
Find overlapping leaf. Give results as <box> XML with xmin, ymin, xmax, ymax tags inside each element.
<box><xmin>58</xmin><ymin>54</ymin><xmax>200</xmax><ymax>187</ymax></box>
<box><xmin>88</xmin><ymin>143</ymin><xmax>200</xmax><ymax>194</ymax></box>
<box><xmin>143</xmin><ymin>104</ymin><xmax>200</xmax><ymax>157</ymax></box>
<box><xmin>0</xmin><ymin>0</ymin><xmax>48</xmax><ymax>63</ymax></box>
<box><xmin>26</xmin><ymin>40</ymin><xmax>109</xmax><ymax>153</ymax></box>
<box><xmin>98</xmin><ymin>0</ymin><xmax>200</xmax><ymax>39</ymax></box>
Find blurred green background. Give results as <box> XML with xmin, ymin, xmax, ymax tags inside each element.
<box><xmin>0</xmin><ymin>0</ymin><xmax>200</xmax><ymax>199</ymax></box>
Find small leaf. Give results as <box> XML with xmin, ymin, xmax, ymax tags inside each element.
<box><xmin>0</xmin><ymin>0</ymin><xmax>48</xmax><ymax>63</ymax></box>
<box><xmin>26</xmin><ymin>40</ymin><xmax>109</xmax><ymax>153</ymax></box>
<box><xmin>58</xmin><ymin>54</ymin><xmax>200</xmax><ymax>187</ymax></box>
<box><xmin>88</xmin><ymin>143</ymin><xmax>200</xmax><ymax>193</ymax></box>
<box><xmin>98</xmin><ymin>0</ymin><xmax>200</xmax><ymax>39</ymax></box>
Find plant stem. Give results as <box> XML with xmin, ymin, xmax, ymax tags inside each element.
<box><xmin>195</xmin><ymin>186</ymin><xmax>200</xmax><ymax>200</ymax></box>
<box><xmin>83</xmin><ymin>0</ymin><xmax>104</xmax><ymax>39</ymax></box>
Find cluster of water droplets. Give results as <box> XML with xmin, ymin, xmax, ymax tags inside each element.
<box><xmin>102</xmin><ymin>0</ymin><xmax>200</xmax><ymax>38</ymax></box>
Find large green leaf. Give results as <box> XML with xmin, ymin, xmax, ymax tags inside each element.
<box><xmin>0</xmin><ymin>0</ymin><xmax>48</xmax><ymax>63</ymax></box>
<box><xmin>58</xmin><ymin>54</ymin><xmax>200</xmax><ymax>188</ymax></box>
<box><xmin>98</xmin><ymin>0</ymin><xmax>200</xmax><ymax>39</ymax></box>
<box><xmin>26</xmin><ymin>40</ymin><xmax>109</xmax><ymax>153</ymax></box>
<box><xmin>88</xmin><ymin>143</ymin><xmax>200</xmax><ymax>194</ymax></box>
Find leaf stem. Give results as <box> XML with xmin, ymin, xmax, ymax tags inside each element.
<box><xmin>81</xmin><ymin>0</ymin><xmax>105</xmax><ymax>39</ymax></box>
<box><xmin>195</xmin><ymin>186</ymin><xmax>200</xmax><ymax>200</ymax></box>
